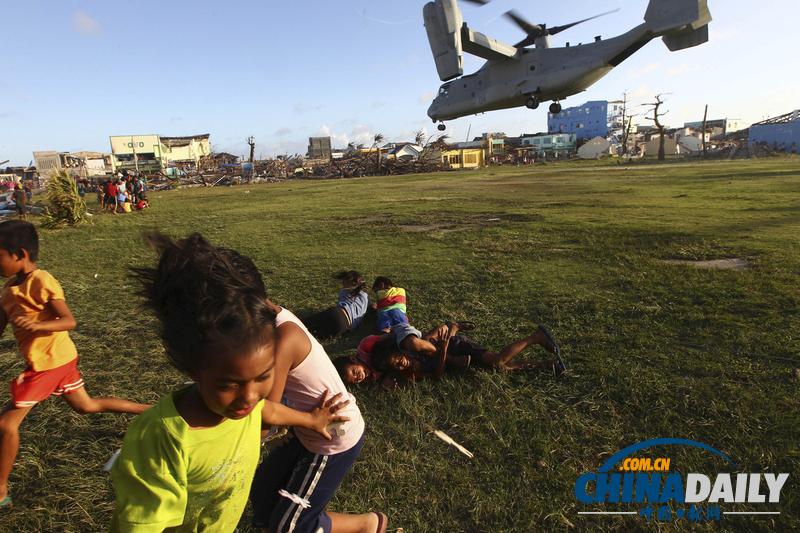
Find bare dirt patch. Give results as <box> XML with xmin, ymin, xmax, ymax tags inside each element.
<box><xmin>662</xmin><ymin>258</ymin><xmax>748</xmax><ymax>270</ymax></box>
<box><xmin>350</xmin><ymin>215</ymin><xmax>387</xmax><ymax>224</ymax></box>
<box><xmin>400</xmin><ymin>224</ymin><xmax>467</xmax><ymax>233</ymax></box>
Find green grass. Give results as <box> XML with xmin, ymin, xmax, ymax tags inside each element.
<box><xmin>1</xmin><ymin>156</ymin><xmax>799</xmax><ymax>532</ymax></box>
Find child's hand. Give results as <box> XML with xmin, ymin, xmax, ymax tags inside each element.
<box><xmin>11</xmin><ymin>316</ymin><xmax>40</xmax><ymax>332</ymax></box>
<box><xmin>431</xmin><ymin>324</ymin><xmax>450</xmax><ymax>341</ymax></box>
<box><xmin>380</xmin><ymin>376</ymin><xmax>398</xmax><ymax>391</ymax></box>
<box><xmin>310</xmin><ymin>390</ymin><xmax>351</xmax><ymax>441</ymax></box>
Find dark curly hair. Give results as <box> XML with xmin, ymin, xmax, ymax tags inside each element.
<box><xmin>132</xmin><ymin>233</ymin><xmax>276</xmax><ymax>376</ymax></box>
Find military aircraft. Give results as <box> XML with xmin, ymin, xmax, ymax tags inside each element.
<box><xmin>424</xmin><ymin>0</ymin><xmax>712</xmax><ymax>130</ymax></box>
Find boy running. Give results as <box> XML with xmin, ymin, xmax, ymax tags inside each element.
<box><xmin>0</xmin><ymin>220</ymin><xmax>150</xmax><ymax>507</ymax></box>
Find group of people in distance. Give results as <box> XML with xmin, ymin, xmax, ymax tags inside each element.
<box><xmin>100</xmin><ymin>173</ymin><xmax>149</xmax><ymax>214</ymax></box>
<box><xmin>0</xmin><ymin>221</ymin><xmax>564</xmax><ymax>533</ymax></box>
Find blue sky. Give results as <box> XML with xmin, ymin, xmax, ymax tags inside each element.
<box><xmin>2</xmin><ymin>0</ymin><xmax>796</xmax><ymax>167</ymax></box>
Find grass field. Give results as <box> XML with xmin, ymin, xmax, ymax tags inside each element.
<box><xmin>1</xmin><ymin>156</ymin><xmax>799</xmax><ymax>532</ymax></box>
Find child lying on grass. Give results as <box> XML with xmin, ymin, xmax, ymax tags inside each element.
<box><xmin>335</xmin><ymin>321</ymin><xmax>565</xmax><ymax>389</ymax></box>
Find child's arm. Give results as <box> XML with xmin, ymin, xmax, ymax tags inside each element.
<box><xmin>261</xmin><ymin>321</ymin><xmax>350</xmax><ymax>439</ymax></box>
<box><xmin>421</xmin><ymin>324</ymin><xmax>450</xmax><ymax>343</ymax></box>
<box><xmin>11</xmin><ymin>299</ymin><xmax>76</xmax><ymax>333</ymax></box>
<box><xmin>400</xmin><ymin>334</ymin><xmax>438</xmax><ymax>359</ymax></box>
<box><xmin>418</xmin><ymin>336</ymin><xmax>449</xmax><ymax>382</ymax></box>
<box><xmin>261</xmin><ymin>391</ymin><xmax>350</xmax><ymax>440</ymax></box>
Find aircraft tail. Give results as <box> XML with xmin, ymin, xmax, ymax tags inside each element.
<box><xmin>644</xmin><ymin>0</ymin><xmax>712</xmax><ymax>51</ymax></box>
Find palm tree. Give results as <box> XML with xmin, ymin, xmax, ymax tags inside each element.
<box><xmin>372</xmin><ymin>133</ymin><xmax>385</xmax><ymax>173</ymax></box>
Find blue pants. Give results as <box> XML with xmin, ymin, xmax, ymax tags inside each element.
<box><xmin>376</xmin><ymin>308</ymin><xmax>408</xmax><ymax>331</ymax></box>
<box><xmin>250</xmin><ymin>431</ymin><xmax>365</xmax><ymax>533</ymax></box>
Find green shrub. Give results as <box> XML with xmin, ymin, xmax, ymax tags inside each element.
<box><xmin>39</xmin><ymin>170</ymin><xmax>88</xmax><ymax>229</ymax></box>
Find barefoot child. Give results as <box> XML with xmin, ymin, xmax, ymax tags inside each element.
<box><xmin>110</xmin><ymin>233</ymin><xmax>350</xmax><ymax>532</ymax></box>
<box><xmin>0</xmin><ymin>220</ymin><xmax>150</xmax><ymax>508</ymax></box>
<box><xmin>338</xmin><ymin>322</ymin><xmax>566</xmax><ymax>386</ymax></box>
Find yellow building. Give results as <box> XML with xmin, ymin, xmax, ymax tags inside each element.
<box><xmin>441</xmin><ymin>148</ymin><xmax>484</xmax><ymax>169</ymax></box>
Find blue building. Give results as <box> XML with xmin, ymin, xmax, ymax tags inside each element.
<box><xmin>749</xmin><ymin>110</ymin><xmax>800</xmax><ymax>151</ymax></box>
<box><xmin>547</xmin><ymin>100</ymin><xmax>624</xmax><ymax>140</ymax></box>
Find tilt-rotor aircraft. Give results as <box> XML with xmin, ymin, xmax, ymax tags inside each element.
<box><xmin>424</xmin><ymin>0</ymin><xmax>711</xmax><ymax>130</ymax></box>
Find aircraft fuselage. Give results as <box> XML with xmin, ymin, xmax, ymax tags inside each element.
<box><xmin>427</xmin><ymin>24</ymin><xmax>653</xmax><ymax>121</ymax></box>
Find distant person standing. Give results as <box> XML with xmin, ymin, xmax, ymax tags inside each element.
<box><xmin>12</xmin><ymin>185</ymin><xmax>27</xmax><ymax>221</ymax></box>
<box><xmin>104</xmin><ymin>180</ymin><xmax>118</xmax><ymax>215</ymax></box>
<box><xmin>23</xmin><ymin>182</ymin><xmax>32</xmax><ymax>204</ymax></box>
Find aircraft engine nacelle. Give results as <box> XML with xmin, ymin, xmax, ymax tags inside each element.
<box><xmin>644</xmin><ymin>0</ymin><xmax>712</xmax><ymax>51</ymax></box>
<box><xmin>423</xmin><ymin>0</ymin><xmax>463</xmax><ymax>82</ymax></box>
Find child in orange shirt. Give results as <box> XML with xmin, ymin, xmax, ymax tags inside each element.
<box><xmin>0</xmin><ymin>220</ymin><xmax>150</xmax><ymax>507</ymax></box>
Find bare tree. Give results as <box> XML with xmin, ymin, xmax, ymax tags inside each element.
<box><xmin>644</xmin><ymin>94</ymin><xmax>670</xmax><ymax>161</ymax></box>
<box><xmin>246</xmin><ymin>136</ymin><xmax>255</xmax><ymax>164</ymax></box>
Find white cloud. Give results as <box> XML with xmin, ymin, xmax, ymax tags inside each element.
<box><xmin>276</xmin><ymin>127</ymin><xmax>291</xmax><ymax>136</ymax></box>
<box><xmin>71</xmin><ymin>12</ymin><xmax>104</xmax><ymax>37</ymax></box>
<box><xmin>666</xmin><ymin>64</ymin><xmax>702</xmax><ymax>77</ymax></box>
<box><xmin>313</xmin><ymin>125</ymin><xmax>352</xmax><ymax>149</ymax></box>
<box><xmin>628</xmin><ymin>84</ymin><xmax>652</xmax><ymax>101</ymax></box>
<box><xmin>329</xmin><ymin>133</ymin><xmax>351</xmax><ymax>149</ymax></box>
<box><xmin>419</xmin><ymin>92</ymin><xmax>436</xmax><ymax>104</ymax></box>
<box><xmin>709</xmin><ymin>28</ymin><xmax>741</xmax><ymax>42</ymax></box>
<box><xmin>371</xmin><ymin>101</ymin><xmax>386</xmax><ymax>108</ymax></box>
<box><xmin>628</xmin><ymin>63</ymin><xmax>659</xmax><ymax>80</ymax></box>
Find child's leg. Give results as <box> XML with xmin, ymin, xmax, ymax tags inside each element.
<box><xmin>0</xmin><ymin>402</ymin><xmax>34</xmax><ymax>500</ymax></box>
<box><xmin>262</xmin><ymin>434</ymin><xmax>380</xmax><ymax>533</ymax></box>
<box><xmin>62</xmin><ymin>387</ymin><xmax>149</xmax><ymax>415</ymax></box>
<box><xmin>328</xmin><ymin>511</ymin><xmax>384</xmax><ymax>533</ymax></box>
<box><xmin>477</xmin><ymin>328</ymin><xmax>557</xmax><ymax>370</ymax></box>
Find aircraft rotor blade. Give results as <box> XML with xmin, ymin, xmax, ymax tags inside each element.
<box><xmin>461</xmin><ymin>0</ymin><xmax>491</xmax><ymax>5</ymax></box>
<box><xmin>547</xmin><ymin>8</ymin><xmax>620</xmax><ymax>36</ymax></box>
<box><xmin>504</xmin><ymin>9</ymin><xmax>544</xmax><ymax>47</ymax></box>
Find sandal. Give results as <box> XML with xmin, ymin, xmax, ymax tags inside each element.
<box><xmin>538</xmin><ymin>324</ymin><xmax>567</xmax><ymax>372</ymax></box>
<box><xmin>375</xmin><ymin>511</ymin><xmax>388</xmax><ymax>533</ymax></box>
<box><xmin>0</xmin><ymin>494</ymin><xmax>10</xmax><ymax>508</ymax></box>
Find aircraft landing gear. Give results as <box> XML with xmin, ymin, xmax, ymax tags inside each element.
<box><xmin>549</xmin><ymin>102</ymin><xmax>562</xmax><ymax>114</ymax></box>
<box><xmin>525</xmin><ymin>96</ymin><xmax>539</xmax><ymax>109</ymax></box>
<box><xmin>437</xmin><ymin>123</ymin><xmax>446</xmax><ymax>131</ymax></box>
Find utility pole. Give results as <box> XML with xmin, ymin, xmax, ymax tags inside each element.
<box><xmin>702</xmin><ymin>105</ymin><xmax>708</xmax><ymax>158</ymax></box>
<box><xmin>131</xmin><ymin>136</ymin><xmax>139</xmax><ymax>174</ymax></box>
